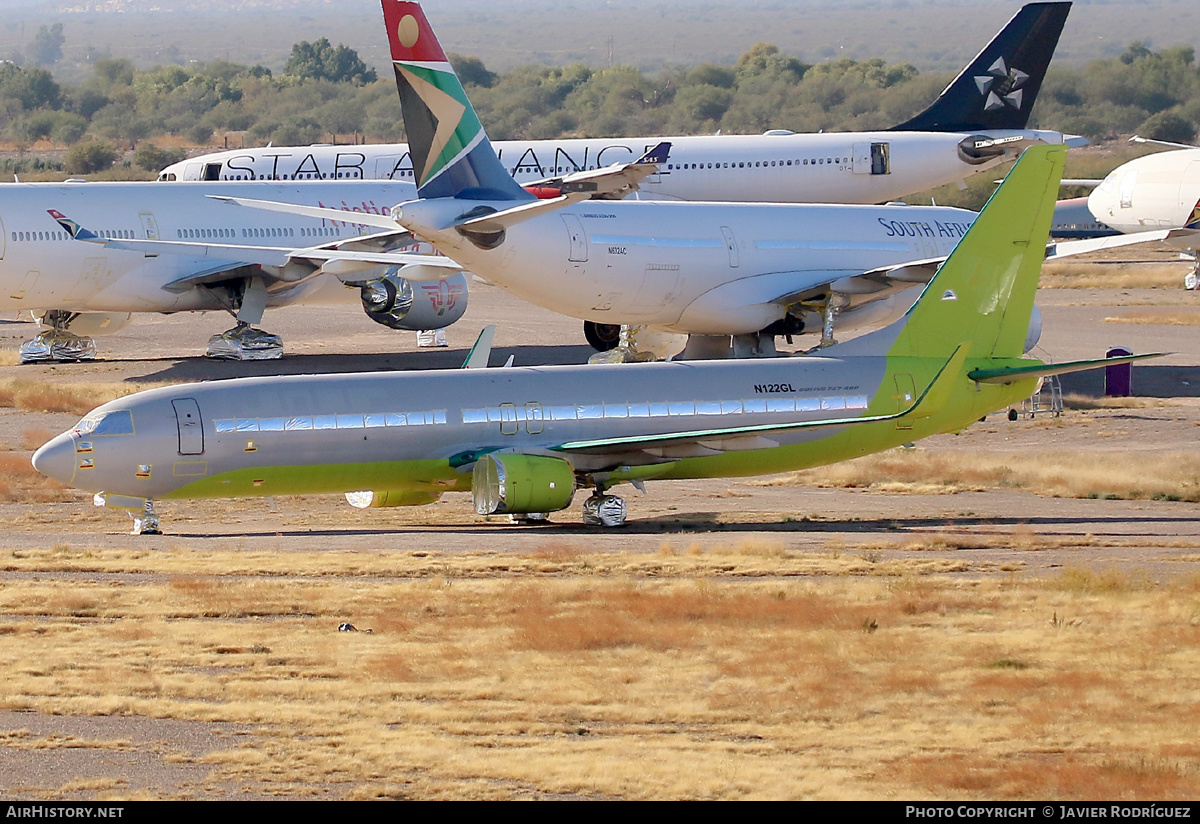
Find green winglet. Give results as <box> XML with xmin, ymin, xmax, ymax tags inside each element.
<box><xmin>968</xmin><ymin>353</ymin><xmax>1166</xmax><ymax>384</ymax></box>
<box><xmin>461</xmin><ymin>324</ymin><xmax>496</xmax><ymax>369</ymax></box>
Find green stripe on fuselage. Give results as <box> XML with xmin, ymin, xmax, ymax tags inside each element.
<box><xmin>164</xmin><ymin>459</ymin><xmax>467</xmax><ymax>499</ymax></box>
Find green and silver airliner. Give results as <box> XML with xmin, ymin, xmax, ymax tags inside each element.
<box><xmin>32</xmin><ymin>144</ymin><xmax>1154</xmax><ymax>531</ymax></box>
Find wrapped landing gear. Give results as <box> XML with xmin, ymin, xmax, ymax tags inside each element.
<box><xmin>18</xmin><ymin>310</ymin><xmax>98</xmax><ymax>363</ymax></box>
<box><xmin>206</xmin><ymin>322</ymin><xmax>283</xmax><ymax>360</ymax></box>
<box><xmin>131</xmin><ymin>499</ymin><xmax>161</xmax><ymax>536</ymax></box>
<box><xmin>582</xmin><ymin>491</ymin><xmax>627</xmax><ymax>527</ymax></box>
<box><xmin>19</xmin><ymin>329</ymin><xmax>97</xmax><ymax>363</ymax></box>
<box><xmin>205</xmin><ymin>276</ymin><xmax>283</xmax><ymax>360</ymax></box>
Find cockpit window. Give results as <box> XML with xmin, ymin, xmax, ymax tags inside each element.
<box><xmin>75</xmin><ymin>410</ymin><xmax>135</xmax><ymax>436</ymax></box>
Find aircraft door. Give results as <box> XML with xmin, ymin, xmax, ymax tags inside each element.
<box><xmin>525</xmin><ymin>403</ymin><xmax>544</xmax><ymax>434</ymax></box>
<box><xmin>0</xmin><ymin>215</ymin><xmax>5</xmax><ymax>259</ymax></box>
<box><xmin>202</xmin><ymin>163</ymin><xmax>221</xmax><ymax>181</ymax></box>
<box><xmin>375</xmin><ymin>155</ymin><xmax>407</xmax><ymax>179</ymax></box>
<box><xmin>721</xmin><ymin>226</ymin><xmax>739</xmax><ymax>268</ymax></box>
<box><xmin>871</xmin><ymin>143</ymin><xmax>890</xmax><ymax>175</ymax></box>
<box><xmin>499</xmin><ymin>403</ymin><xmax>519</xmax><ymax>435</ymax></box>
<box><xmin>1119</xmin><ymin>171</ymin><xmax>1138</xmax><ymax>209</ymax></box>
<box><xmin>562</xmin><ymin>214</ymin><xmax>588</xmax><ymax>262</ymax></box>
<box><xmin>852</xmin><ymin>143</ymin><xmax>872</xmax><ymax>174</ymax></box>
<box><xmin>139</xmin><ymin>213</ymin><xmax>160</xmax><ymax>240</ymax></box>
<box><xmin>172</xmin><ymin>398</ymin><xmax>205</xmax><ymax>455</ymax></box>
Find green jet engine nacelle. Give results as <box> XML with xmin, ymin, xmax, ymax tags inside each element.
<box><xmin>472</xmin><ymin>453</ymin><xmax>577</xmax><ymax>517</ymax></box>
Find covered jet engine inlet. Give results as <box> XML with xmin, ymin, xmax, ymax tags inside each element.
<box><xmin>360</xmin><ymin>267</ymin><xmax>469</xmax><ymax>331</ymax></box>
<box><xmin>472</xmin><ymin>453</ymin><xmax>576</xmax><ymax>517</ymax></box>
<box><xmin>345</xmin><ymin>489</ymin><xmax>444</xmax><ymax>508</ymax></box>
<box><xmin>958</xmin><ymin>134</ymin><xmax>1020</xmax><ymax>166</ymax></box>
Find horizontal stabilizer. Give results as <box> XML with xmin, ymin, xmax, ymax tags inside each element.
<box><xmin>456</xmin><ymin>192</ymin><xmax>590</xmax><ymax>233</ymax></box>
<box><xmin>967</xmin><ymin>352</ymin><xmax>1165</xmax><ymax>385</ymax></box>
<box><xmin>528</xmin><ymin>141</ymin><xmax>672</xmax><ymax>200</ymax></box>
<box><xmin>1046</xmin><ymin>230</ymin><xmax>1170</xmax><ymax>259</ymax></box>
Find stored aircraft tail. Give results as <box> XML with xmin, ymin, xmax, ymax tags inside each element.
<box><xmin>827</xmin><ymin>143</ymin><xmax>1063</xmax><ymax>366</ymax></box>
<box><xmin>891</xmin><ymin>2</ymin><xmax>1070</xmax><ymax>132</ymax></box>
<box><xmin>381</xmin><ymin>0</ymin><xmax>532</xmax><ymax>202</ymax></box>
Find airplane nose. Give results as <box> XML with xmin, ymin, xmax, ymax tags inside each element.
<box><xmin>31</xmin><ymin>433</ymin><xmax>77</xmax><ymax>485</ymax></box>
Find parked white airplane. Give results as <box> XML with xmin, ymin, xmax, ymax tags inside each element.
<box><xmin>0</xmin><ymin>180</ymin><xmax>456</xmax><ymax>361</ymax></box>
<box><xmin>1084</xmin><ymin>140</ymin><xmax>1200</xmax><ymax>286</ymax></box>
<box><xmin>177</xmin><ymin>0</ymin><xmax>1152</xmax><ymax>362</ymax></box>
<box><xmin>162</xmin><ymin>2</ymin><xmax>1081</xmax><ymax>208</ymax></box>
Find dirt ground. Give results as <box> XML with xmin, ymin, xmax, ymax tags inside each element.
<box><xmin>1</xmin><ymin>252</ymin><xmax>1198</xmax><ymax>799</ymax></box>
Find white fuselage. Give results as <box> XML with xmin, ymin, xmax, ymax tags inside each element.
<box><xmin>1088</xmin><ymin>149</ymin><xmax>1200</xmax><ymax>234</ymax></box>
<box><xmin>162</xmin><ymin>129</ymin><xmax>1070</xmax><ymax>205</ymax></box>
<box><xmin>401</xmin><ymin>197</ymin><xmax>976</xmax><ymax>335</ymax></box>
<box><xmin>0</xmin><ymin>180</ymin><xmax>414</xmax><ymax>315</ymax></box>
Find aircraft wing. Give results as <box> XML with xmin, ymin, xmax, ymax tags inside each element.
<box><xmin>1165</xmin><ymin>228</ymin><xmax>1200</xmax><ymax>255</ymax></box>
<box><xmin>205</xmin><ymin>196</ymin><xmax>403</xmax><ymax>229</ymax></box>
<box><xmin>48</xmin><ymin>210</ymin><xmax>461</xmax><ymax>292</ymax></box>
<box><xmin>525</xmin><ymin>141</ymin><xmax>672</xmax><ymax>200</ymax></box>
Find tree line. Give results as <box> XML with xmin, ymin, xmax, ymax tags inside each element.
<box><xmin>0</xmin><ymin>34</ymin><xmax>1196</xmax><ymax>180</ymax></box>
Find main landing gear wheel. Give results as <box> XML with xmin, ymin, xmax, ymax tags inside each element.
<box><xmin>132</xmin><ymin>500</ymin><xmax>161</xmax><ymax>536</ymax></box>
<box><xmin>582</xmin><ymin>493</ymin><xmax>627</xmax><ymax>527</ymax></box>
<box><xmin>584</xmin><ymin>321</ymin><xmax>621</xmax><ymax>352</ymax></box>
<box><xmin>206</xmin><ymin>322</ymin><xmax>283</xmax><ymax>360</ymax></box>
<box><xmin>18</xmin><ymin>311</ymin><xmax>97</xmax><ymax>363</ymax></box>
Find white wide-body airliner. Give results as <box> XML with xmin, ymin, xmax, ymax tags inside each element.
<box><xmin>162</xmin><ymin>3</ymin><xmax>1080</xmax><ymax>210</ymax></box>
<box><xmin>1085</xmin><ymin>143</ymin><xmax>1200</xmax><ymax>286</ymax></box>
<box><xmin>0</xmin><ymin>180</ymin><xmax>472</xmax><ymax>361</ymax></box>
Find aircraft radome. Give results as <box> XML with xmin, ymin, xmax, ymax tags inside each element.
<box><xmin>206</xmin><ymin>0</ymin><xmax>1151</xmax><ymax>362</ymax></box>
<box><xmin>1083</xmin><ymin>140</ymin><xmax>1200</xmax><ymax>287</ymax></box>
<box><xmin>31</xmin><ymin>144</ymin><xmax>1159</xmax><ymax>533</ymax></box>
<box><xmin>161</xmin><ymin>2</ymin><xmax>1081</xmax><ymax>208</ymax></box>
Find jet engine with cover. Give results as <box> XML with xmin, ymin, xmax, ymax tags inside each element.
<box><xmin>472</xmin><ymin>453</ymin><xmax>577</xmax><ymax>517</ymax></box>
<box><xmin>360</xmin><ymin>267</ymin><xmax>469</xmax><ymax>331</ymax></box>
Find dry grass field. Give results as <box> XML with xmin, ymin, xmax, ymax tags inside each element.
<box><xmin>1</xmin><ymin>276</ymin><xmax>1199</xmax><ymax>799</ymax></box>
<box><xmin>2</xmin><ymin>544</ymin><xmax>1200</xmax><ymax>800</ymax></box>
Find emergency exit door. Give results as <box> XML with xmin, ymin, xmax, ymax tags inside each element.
<box><xmin>172</xmin><ymin>398</ymin><xmax>205</xmax><ymax>455</ymax></box>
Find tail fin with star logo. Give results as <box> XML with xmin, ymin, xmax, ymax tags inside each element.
<box><xmin>381</xmin><ymin>0</ymin><xmax>532</xmax><ymax>202</ymax></box>
<box><xmin>891</xmin><ymin>2</ymin><xmax>1070</xmax><ymax>132</ymax></box>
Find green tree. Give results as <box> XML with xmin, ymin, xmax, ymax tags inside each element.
<box><xmin>27</xmin><ymin>23</ymin><xmax>65</xmax><ymax>67</ymax></box>
<box><xmin>450</xmin><ymin>53</ymin><xmax>496</xmax><ymax>88</ymax></box>
<box><xmin>284</xmin><ymin>39</ymin><xmax>376</xmax><ymax>86</ymax></box>
<box><xmin>65</xmin><ymin>141</ymin><xmax>117</xmax><ymax>174</ymax></box>
<box><xmin>133</xmin><ymin>142</ymin><xmax>186</xmax><ymax>172</ymax></box>
<box><xmin>1139</xmin><ymin>110</ymin><xmax>1197</xmax><ymax>144</ymax></box>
